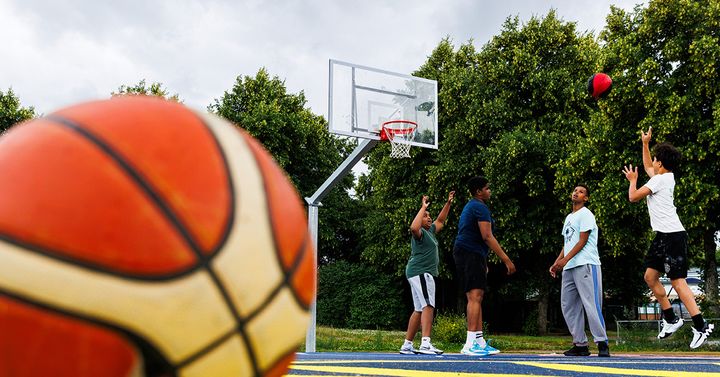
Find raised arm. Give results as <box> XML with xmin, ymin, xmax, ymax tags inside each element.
<box><xmin>479</xmin><ymin>221</ymin><xmax>516</xmax><ymax>275</ymax></box>
<box><xmin>623</xmin><ymin>164</ymin><xmax>652</xmax><ymax>202</ymax></box>
<box><xmin>410</xmin><ymin>195</ymin><xmax>429</xmax><ymax>240</ymax></box>
<box><xmin>433</xmin><ymin>191</ymin><xmax>455</xmax><ymax>233</ymax></box>
<box><xmin>641</xmin><ymin>127</ymin><xmax>655</xmax><ymax>177</ymax></box>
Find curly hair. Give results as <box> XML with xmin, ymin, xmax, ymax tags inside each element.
<box><xmin>653</xmin><ymin>142</ymin><xmax>681</xmax><ymax>172</ymax></box>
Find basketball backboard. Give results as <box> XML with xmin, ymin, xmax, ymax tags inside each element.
<box><xmin>328</xmin><ymin>59</ymin><xmax>438</xmax><ymax>149</ymax></box>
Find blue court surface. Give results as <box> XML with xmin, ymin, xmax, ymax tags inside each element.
<box><xmin>287</xmin><ymin>352</ymin><xmax>720</xmax><ymax>376</ymax></box>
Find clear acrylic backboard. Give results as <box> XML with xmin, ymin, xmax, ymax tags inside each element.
<box><xmin>328</xmin><ymin>59</ymin><xmax>438</xmax><ymax>149</ymax></box>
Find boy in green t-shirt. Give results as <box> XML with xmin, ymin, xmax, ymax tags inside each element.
<box><xmin>400</xmin><ymin>191</ymin><xmax>454</xmax><ymax>355</ymax></box>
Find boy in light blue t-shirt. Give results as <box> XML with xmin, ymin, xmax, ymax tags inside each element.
<box><xmin>550</xmin><ymin>185</ymin><xmax>609</xmax><ymax>357</ymax></box>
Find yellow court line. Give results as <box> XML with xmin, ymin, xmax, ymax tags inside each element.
<box><xmin>290</xmin><ymin>365</ymin><xmax>558</xmax><ymax>377</ymax></box>
<box><xmin>516</xmin><ymin>361</ymin><xmax>720</xmax><ymax>377</ymax></box>
<box><xmin>293</xmin><ymin>359</ymin><xmax>494</xmax><ymax>364</ymax></box>
<box><xmin>293</xmin><ymin>359</ymin><xmax>717</xmax><ymax>365</ymax></box>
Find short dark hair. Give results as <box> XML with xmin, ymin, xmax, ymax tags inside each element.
<box><xmin>467</xmin><ymin>176</ymin><xmax>489</xmax><ymax>195</ymax></box>
<box><xmin>653</xmin><ymin>142</ymin><xmax>681</xmax><ymax>172</ymax></box>
<box><xmin>577</xmin><ymin>184</ymin><xmax>590</xmax><ymax>197</ymax></box>
<box><xmin>577</xmin><ymin>184</ymin><xmax>590</xmax><ymax>206</ymax></box>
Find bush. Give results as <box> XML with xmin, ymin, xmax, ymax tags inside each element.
<box><xmin>317</xmin><ymin>261</ymin><xmax>405</xmax><ymax>329</ymax></box>
<box><xmin>433</xmin><ymin>313</ymin><xmax>466</xmax><ymax>343</ymax></box>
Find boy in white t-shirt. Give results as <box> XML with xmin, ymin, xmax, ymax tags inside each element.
<box><xmin>550</xmin><ymin>185</ymin><xmax>609</xmax><ymax>357</ymax></box>
<box><xmin>622</xmin><ymin>127</ymin><xmax>713</xmax><ymax>349</ymax></box>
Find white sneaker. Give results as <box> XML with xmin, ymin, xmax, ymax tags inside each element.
<box><xmin>657</xmin><ymin>318</ymin><xmax>684</xmax><ymax>339</ymax></box>
<box><xmin>690</xmin><ymin>323</ymin><xmax>714</xmax><ymax>349</ymax></box>
<box><xmin>460</xmin><ymin>342</ymin><xmax>489</xmax><ymax>356</ymax></box>
<box><xmin>417</xmin><ymin>342</ymin><xmax>444</xmax><ymax>355</ymax></box>
<box><xmin>399</xmin><ymin>343</ymin><xmax>417</xmax><ymax>355</ymax></box>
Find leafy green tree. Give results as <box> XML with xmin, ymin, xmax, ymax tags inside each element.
<box><xmin>209</xmin><ymin>68</ymin><xmax>361</xmax><ymax>263</ymax></box>
<box><xmin>570</xmin><ymin>0</ymin><xmax>720</xmax><ymax>315</ymax></box>
<box><xmin>112</xmin><ymin>79</ymin><xmax>182</xmax><ymax>102</ymax></box>
<box><xmin>0</xmin><ymin>88</ymin><xmax>35</xmax><ymax>133</ymax></box>
<box><xmin>361</xmin><ymin>12</ymin><xmax>619</xmax><ymax>333</ymax></box>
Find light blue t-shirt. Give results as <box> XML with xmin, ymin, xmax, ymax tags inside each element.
<box><xmin>562</xmin><ymin>206</ymin><xmax>600</xmax><ymax>270</ymax></box>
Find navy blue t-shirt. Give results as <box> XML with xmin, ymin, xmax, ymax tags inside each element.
<box><xmin>454</xmin><ymin>198</ymin><xmax>494</xmax><ymax>256</ymax></box>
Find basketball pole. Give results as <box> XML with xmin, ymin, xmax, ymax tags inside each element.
<box><xmin>305</xmin><ymin>138</ymin><xmax>378</xmax><ymax>352</ymax></box>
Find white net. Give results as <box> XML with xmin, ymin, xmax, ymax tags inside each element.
<box><xmin>382</xmin><ymin>121</ymin><xmax>417</xmax><ymax>159</ymax></box>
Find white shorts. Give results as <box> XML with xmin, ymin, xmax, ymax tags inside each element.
<box><xmin>408</xmin><ymin>273</ymin><xmax>436</xmax><ymax>311</ymax></box>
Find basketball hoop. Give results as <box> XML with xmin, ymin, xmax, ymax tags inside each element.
<box><xmin>380</xmin><ymin>120</ymin><xmax>417</xmax><ymax>159</ymax></box>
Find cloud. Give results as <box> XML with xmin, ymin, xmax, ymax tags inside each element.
<box><xmin>0</xmin><ymin>0</ymin><xmax>642</xmax><ymax>118</ymax></box>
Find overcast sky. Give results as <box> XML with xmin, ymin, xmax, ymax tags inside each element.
<box><xmin>1</xmin><ymin>0</ymin><xmax>644</xmax><ymax>119</ymax></box>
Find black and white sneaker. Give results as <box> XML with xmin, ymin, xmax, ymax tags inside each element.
<box><xmin>399</xmin><ymin>343</ymin><xmax>417</xmax><ymax>355</ymax></box>
<box><xmin>690</xmin><ymin>322</ymin><xmax>714</xmax><ymax>349</ymax></box>
<box><xmin>417</xmin><ymin>343</ymin><xmax>444</xmax><ymax>355</ymax></box>
<box><xmin>657</xmin><ymin>318</ymin><xmax>684</xmax><ymax>339</ymax></box>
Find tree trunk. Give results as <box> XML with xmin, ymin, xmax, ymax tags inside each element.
<box><xmin>703</xmin><ymin>230</ymin><xmax>719</xmax><ymax>317</ymax></box>
<box><xmin>537</xmin><ymin>283</ymin><xmax>549</xmax><ymax>335</ymax></box>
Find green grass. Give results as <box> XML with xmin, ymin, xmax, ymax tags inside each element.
<box><xmin>299</xmin><ymin>326</ymin><xmax>720</xmax><ymax>354</ymax></box>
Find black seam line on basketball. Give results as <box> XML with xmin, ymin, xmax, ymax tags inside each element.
<box><xmin>187</xmin><ymin>111</ymin><xmax>235</xmax><ymax>262</ymax></box>
<box><xmin>48</xmin><ymin>114</ymin><xmax>258</xmax><ymax>374</ymax></box>
<box><xmin>47</xmin><ymin>114</ymin><xmax>207</xmax><ymax>256</ymax></box>
<box><xmin>243</xmin><ymin>232</ymin><xmax>312</xmax><ymax>324</ymax></box>
<box><xmin>188</xmin><ymin>112</ymin><xmax>262</xmax><ymax>377</ymax></box>
<box><xmin>174</xmin><ymin>328</ymin><xmax>236</xmax><ymax>369</ymax></box>
<box><xmin>0</xmin><ymin>289</ymin><xmax>177</xmax><ymax>377</ymax></box>
<box><xmin>0</xmin><ymin>233</ymin><xmax>197</xmax><ymax>281</ymax></box>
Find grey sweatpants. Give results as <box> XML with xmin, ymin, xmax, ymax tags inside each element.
<box><xmin>561</xmin><ymin>264</ymin><xmax>608</xmax><ymax>345</ymax></box>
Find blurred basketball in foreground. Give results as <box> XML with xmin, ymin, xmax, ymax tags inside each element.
<box><xmin>0</xmin><ymin>96</ymin><xmax>315</xmax><ymax>377</ymax></box>
<box><xmin>587</xmin><ymin>72</ymin><xmax>613</xmax><ymax>99</ymax></box>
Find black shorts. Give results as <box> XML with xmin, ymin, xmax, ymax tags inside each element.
<box><xmin>453</xmin><ymin>246</ymin><xmax>488</xmax><ymax>292</ymax></box>
<box><xmin>644</xmin><ymin>231</ymin><xmax>689</xmax><ymax>279</ymax></box>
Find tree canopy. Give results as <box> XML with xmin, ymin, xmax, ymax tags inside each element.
<box><xmin>0</xmin><ymin>88</ymin><xmax>35</xmax><ymax>133</ymax></box>
<box><xmin>209</xmin><ymin>69</ymin><xmax>363</xmax><ymax>262</ymax></box>
<box><xmin>112</xmin><ymin>80</ymin><xmax>182</xmax><ymax>102</ymax></box>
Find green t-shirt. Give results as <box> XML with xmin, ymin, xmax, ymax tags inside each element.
<box><xmin>405</xmin><ymin>223</ymin><xmax>439</xmax><ymax>278</ymax></box>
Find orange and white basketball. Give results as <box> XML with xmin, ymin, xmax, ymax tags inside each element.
<box><xmin>0</xmin><ymin>96</ymin><xmax>315</xmax><ymax>377</ymax></box>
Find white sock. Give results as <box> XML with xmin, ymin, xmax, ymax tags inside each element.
<box><xmin>465</xmin><ymin>331</ymin><xmax>476</xmax><ymax>347</ymax></box>
<box><xmin>404</xmin><ymin>339</ymin><xmax>413</xmax><ymax>346</ymax></box>
<box><xmin>475</xmin><ymin>331</ymin><xmax>486</xmax><ymax>348</ymax></box>
<box><xmin>421</xmin><ymin>336</ymin><xmax>431</xmax><ymax>346</ymax></box>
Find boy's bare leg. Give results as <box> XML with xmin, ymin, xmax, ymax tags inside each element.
<box><xmin>421</xmin><ymin>306</ymin><xmax>434</xmax><ymax>337</ymax></box>
<box><xmin>644</xmin><ymin>268</ymin><xmax>672</xmax><ymax>309</ymax></box>
<box><xmin>671</xmin><ymin>279</ymin><xmax>700</xmax><ymax>316</ymax></box>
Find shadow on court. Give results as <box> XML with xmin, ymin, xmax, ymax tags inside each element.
<box><xmin>287</xmin><ymin>352</ymin><xmax>720</xmax><ymax>376</ymax></box>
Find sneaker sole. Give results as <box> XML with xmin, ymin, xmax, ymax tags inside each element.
<box><xmin>399</xmin><ymin>350</ymin><xmax>417</xmax><ymax>355</ymax></box>
<box><xmin>461</xmin><ymin>351</ymin><xmax>489</xmax><ymax>356</ymax></box>
<box><xmin>417</xmin><ymin>350</ymin><xmax>444</xmax><ymax>355</ymax></box>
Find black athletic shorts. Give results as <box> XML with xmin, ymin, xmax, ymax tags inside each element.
<box><xmin>644</xmin><ymin>231</ymin><xmax>689</xmax><ymax>279</ymax></box>
<box><xmin>453</xmin><ymin>246</ymin><xmax>488</xmax><ymax>292</ymax></box>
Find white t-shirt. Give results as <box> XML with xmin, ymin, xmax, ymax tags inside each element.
<box><xmin>562</xmin><ymin>206</ymin><xmax>601</xmax><ymax>270</ymax></box>
<box><xmin>643</xmin><ymin>173</ymin><xmax>685</xmax><ymax>233</ymax></box>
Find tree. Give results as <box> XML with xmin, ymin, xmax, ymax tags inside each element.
<box><xmin>112</xmin><ymin>80</ymin><xmax>182</xmax><ymax>102</ymax></box>
<box><xmin>209</xmin><ymin>68</ymin><xmax>361</xmax><ymax>263</ymax></box>
<box><xmin>360</xmin><ymin>12</ymin><xmax>622</xmax><ymax>333</ymax></box>
<box><xmin>0</xmin><ymin>88</ymin><xmax>35</xmax><ymax>133</ymax></box>
<box><xmin>579</xmin><ymin>0</ymin><xmax>720</xmax><ymax>315</ymax></box>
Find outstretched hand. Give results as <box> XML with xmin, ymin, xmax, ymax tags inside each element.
<box><xmin>623</xmin><ymin>164</ymin><xmax>638</xmax><ymax>181</ymax></box>
<box><xmin>421</xmin><ymin>195</ymin><xmax>429</xmax><ymax>208</ymax></box>
<box><xmin>641</xmin><ymin>126</ymin><xmax>652</xmax><ymax>144</ymax></box>
<box><xmin>447</xmin><ymin>191</ymin><xmax>455</xmax><ymax>202</ymax></box>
